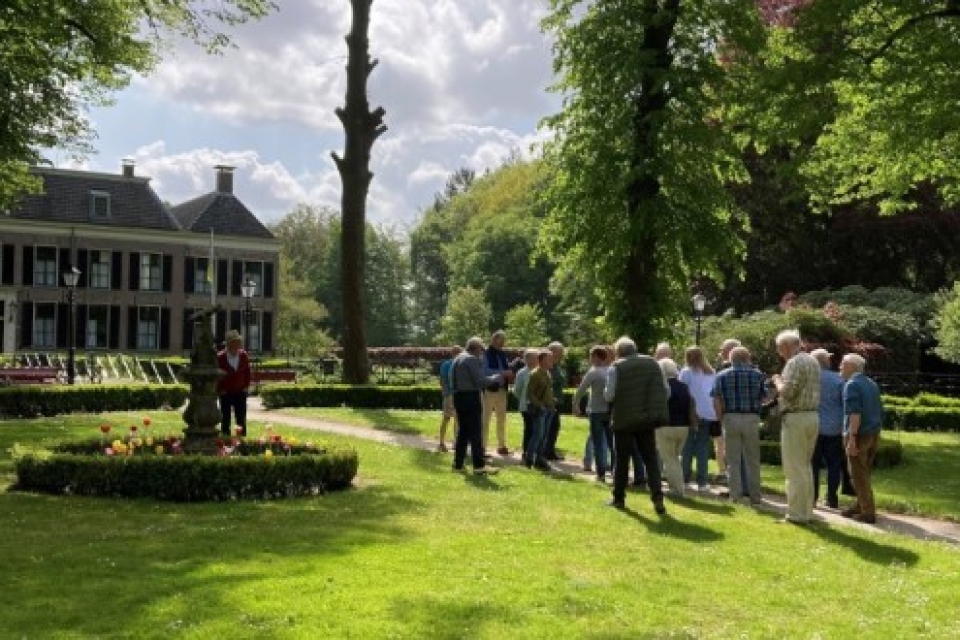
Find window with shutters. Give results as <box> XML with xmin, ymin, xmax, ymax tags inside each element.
<box><xmin>194</xmin><ymin>257</ymin><xmax>212</xmax><ymax>295</ymax></box>
<box><xmin>247</xmin><ymin>310</ymin><xmax>262</xmax><ymax>352</ymax></box>
<box><xmin>34</xmin><ymin>246</ymin><xmax>58</xmax><ymax>286</ymax></box>
<box><xmin>241</xmin><ymin>261</ymin><xmax>264</xmax><ymax>296</ymax></box>
<box><xmin>137</xmin><ymin>306</ymin><xmax>160</xmax><ymax>350</ymax></box>
<box><xmin>33</xmin><ymin>303</ymin><xmax>56</xmax><ymax>347</ymax></box>
<box><xmin>89</xmin><ymin>250</ymin><xmax>111</xmax><ymax>289</ymax></box>
<box><xmin>86</xmin><ymin>305</ymin><xmax>110</xmax><ymax>348</ymax></box>
<box><xmin>139</xmin><ymin>253</ymin><xmax>162</xmax><ymax>291</ymax></box>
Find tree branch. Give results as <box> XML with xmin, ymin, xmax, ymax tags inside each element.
<box><xmin>866</xmin><ymin>7</ymin><xmax>960</xmax><ymax>63</ymax></box>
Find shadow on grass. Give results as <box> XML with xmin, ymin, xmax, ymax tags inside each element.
<box><xmin>389</xmin><ymin>595</ymin><xmax>510</xmax><ymax>639</ymax></box>
<box><xmin>669</xmin><ymin>495</ymin><xmax>737</xmax><ymax>516</ymax></box>
<box><xmin>352</xmin><ymin>408</ymin><xmax>426</xmax><ymax>436</ymax></box>
<box><xmin>620</xmin><ymin>507</ymin><xmax>724</xmax><ymax>542</ymax></box>
<box><xmin>0</xmin><ymin>481</ymin><xmax>423</xmax><ymax>637</ymax></box>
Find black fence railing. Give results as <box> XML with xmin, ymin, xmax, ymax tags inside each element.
<box><xmin>872</xmin><ymin>372</ymin><xmax>960</xmax><ymax>398</ymax></box>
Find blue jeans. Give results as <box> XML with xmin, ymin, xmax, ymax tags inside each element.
<box><xmin>586</xmin><ymin>412</ymin><xmax>612</xmax><ymax>476</ymax></box>
<box><xmin>525</xmin><ymin>408</ymin><xmax>552</xmax><ymax>463</ymax></box>
<box><xmin>812</xmin><ymin>433</ymin><xmax>844</xmax><ymax>504</ymax></box>
<box><xmin>683</xmin><ymin>419</ymin><xmax>713</xmax><ymax>485</ymax></box>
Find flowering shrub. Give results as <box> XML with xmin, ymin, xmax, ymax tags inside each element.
<box><xmin>12</xmin><ymin>420</ymin><xmax>358</xmax><ymax>501</ymax></box>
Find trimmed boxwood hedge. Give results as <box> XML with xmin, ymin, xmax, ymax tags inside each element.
<box><xmin>261</xmin><ymin>384</ymin><xmax>577</xmax><ymax>413</ymax></box>
<box><xmin>13</xmin><ymin>442</ymin><xmax>358</xmax><ymax>501</ymax></box>
<box><xmin>882</xmin><ymin>394</ymin><xmax>960</xmax><ymax>432</ymax></box>
<box><xmin>0</xmin><ymin>385</ymin><xmax>189</xmax><ymax>418</ymax></box>
<box><xmin>758</xmin><ymin>438</ymin><xmax>903</xmax><ymax>468</ymax></box>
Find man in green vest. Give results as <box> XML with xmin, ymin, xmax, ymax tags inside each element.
<box><xmin>604</xmin><ymin>336</ymin><xmax>670</xmax><ymax>513</ymax></box>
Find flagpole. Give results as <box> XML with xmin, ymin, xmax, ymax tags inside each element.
<box><xmin>209</xmin><ymin>228</ymin><xmax>216</xmax><ymax>333</ymax></box>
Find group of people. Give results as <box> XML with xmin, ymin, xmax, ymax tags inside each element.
<box><xmin>438</xmin><ymin>329</ymin><xmax>885</xmax><ymax>523</ymax></box>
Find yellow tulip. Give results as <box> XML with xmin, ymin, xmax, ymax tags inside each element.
<box><xmin>264</xmin><ymin>450</ymin><xmax>274</xmax><ymax>458</ymax></box>
<box><xmin>155</xmin><ymin>446</ymin><xmax>165</xmax><ymax>455</ymax></box>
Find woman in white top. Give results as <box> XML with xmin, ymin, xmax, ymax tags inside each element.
<box><xmin>679</xmin><ymin>346</ymin><xmax>716</xmax><ymax>490</ymax></box>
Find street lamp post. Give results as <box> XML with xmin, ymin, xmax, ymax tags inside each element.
<box><xmin>63</xmin><ymin>266</ymin><xmax>81</xmax><ymax>385</ymax></box>
<box><xmin>692</xmin><ymin>293</ymin><xmax>707</xmax><ymax>346</ymax></box>
<box><xmin>240</xmin><ymin>277</ymin><xmax>257</xmax><ymax>355</ymax></box>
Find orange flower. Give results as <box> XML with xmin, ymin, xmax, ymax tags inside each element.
<box><xmin>142</xmin><ymin>417</ymin><xmax>151</xmax><ymax>427</ymax></box>
<box><xmin>99</xmin><ymin>424</ymin><xmax>111</xmax><ymax>434</ymax></box>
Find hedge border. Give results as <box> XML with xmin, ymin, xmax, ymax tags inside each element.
<box><xmin>0</xmin><ymin>385</ymin><xmax>189</xmax><ymax>418</ymax></box>
<box><xmin>13</xmin><ymin>441</ymin><xmax>358</xmax><ymax>501</ymax></box>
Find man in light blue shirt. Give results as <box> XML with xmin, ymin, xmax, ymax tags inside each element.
<box><xmin>840</xmin><ymin>353</ymin><xmax>884</xmax><ymax>524</ymax></box>
<box><xmin>810</xmin><ymin>349</ymin><xmax>844</xmax><ymax>509</ymax></box>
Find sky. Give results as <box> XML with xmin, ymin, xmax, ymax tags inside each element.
<box><xmin>58</xmin><ymin>0</ymin><xmax>559</xmax><ymax>233</ymax></box>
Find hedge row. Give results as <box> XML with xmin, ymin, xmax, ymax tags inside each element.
<box><xmin>0</xmin><ymin>385</ymin><xmax>189</xmax><ymax>418</ymax></box>
<box><xmin>13</xmin><ymin>442</ymin><xmax>358</xmax><ymax>501</ymax></box>
<box><xmin>261</xmin><ymin>384</ymin><xmax>578</xmax><ymax>413</ymax></box>
<box><xmin>758</xmin><ymin>438</ymin><xmax>903</xmax><ymax>468</ymax></box>
<box><xmin>882</xmin><ymin>393</ymin><xmax>960</xmax><ymax>431</ymax></box>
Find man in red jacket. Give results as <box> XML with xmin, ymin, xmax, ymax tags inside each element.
<box><xmin>218</xmin><ymin>329</ymin><xmax>252</xmax><ymax>436</ymax></box>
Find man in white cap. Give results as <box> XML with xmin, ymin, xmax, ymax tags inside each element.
<box><xmin>217</xmin><ymin>329</ymin><xmax>252</xmax><ymax>436</ymax></box>
<box><xmin>810</xmin><ymin>348</ymin><xmax>845</xmax><ymax>509</ymax></box>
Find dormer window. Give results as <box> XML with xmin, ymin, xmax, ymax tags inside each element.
<box><xmin>89</xmin><ymin>190</ymin><xmax>111</xmax><ymax>219</ymax></box>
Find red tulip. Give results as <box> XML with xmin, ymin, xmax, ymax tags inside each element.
<box><xmin>234</xmin><ymin>426</ymin><xmax>244</xmax><ymax>436</ymax></box>
<box><xmin>99</xmin><ymin>424</ymin><xmax>111</xmax><ymax>434</ymax></box>
<box><xmin>271</xmin><ymin>434</ymin><xmax>282</xmax><ymax>443</ymax></box>
<box><xmin>130</xmin><ymin>425</ymin><xmax>138</xmax><ymax>433</ymax></box>
<box><xmin>142</xmin><ymin>417</ymin><xmax>151</xmax><ymax>427</ymax></box>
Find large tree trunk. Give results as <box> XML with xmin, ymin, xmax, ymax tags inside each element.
<box><xmin>622</xmin><ymin>0</ymin><xmax>681</xmax><ymax>349</ymax></box>
<box><xmin>332</xmin><ymin>0</ymin><xmax>387</xmax><ymax>383</ymax></box>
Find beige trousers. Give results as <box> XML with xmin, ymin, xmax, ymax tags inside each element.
<box><xmin>482</xmin><ymin>388</ymin><xmax>508</xmax><ymax>450</ymax></box>
<box><xmin>656</xmin><ymin>426</ymin><xmax>689</xmax><ymax>495</ymax></box>
<box><xmin>781</xmin><ymin>411</ymin><xmax>820</xmax><ymax>522</ymax></box>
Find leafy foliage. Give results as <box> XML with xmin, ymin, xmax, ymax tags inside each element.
<box><xmin>436</xmin><ymin>286</ymin><xmax>491</xmax><ymax>346</ymax></box>
<box><xmin>0</xmin><ymin>384</ymin><xmax>188</xmax><ymax>418</ymax></box>
<box><xmin>934</xmin><ymin>281</ymin><xmax>960</xmax><ymax>364</ymax></box>
<box><xmin>503</xmin><ymin>303</ymin><xmax>549</xmax><ymax>348</ymax></box>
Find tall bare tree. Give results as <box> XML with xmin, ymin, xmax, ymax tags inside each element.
<box><xmin>331</xmin><ymin>0</ymin><xmax>387</xmax><ymax>383</ymax></box>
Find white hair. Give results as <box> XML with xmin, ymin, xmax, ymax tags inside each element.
<box><xmin>466</xmin><ymin>336</ymin><xmax>484</xmax><ymax>353</ymax></box>
<box><xmin>775</xmin><ymin>329</ymin><xmax>802</xmax><ymax>347</ymax></box>
<box><xmin>548</xmin><ymin>341</ymin><xmax>565</xmax><ymax>355</ymax></box>
<box><xmin>614</xmin><ymin>336</ymin><xmax>637</xmax><ymax>358</ymax></box>
<box><xmin>842</xmin><ymin>353</ymin><xmax>866</xmax><ymax>372</ymax></box>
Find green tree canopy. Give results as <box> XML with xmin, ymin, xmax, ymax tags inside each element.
<box><xmin>437</xmin><ymin>286</ymin><xmax>491</xmax><ymax>347</ymax></box>
<box><xmin>0</xmin><ymin>0</ymin><xmax>274</xmax><ymax>209</ymax></box>
<box><xmin>504</xmin><ymin>303</ymin><xmax>549</xmax><ymax>349</ymax></box>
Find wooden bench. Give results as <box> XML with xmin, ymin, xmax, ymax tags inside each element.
<box><xmin>0</xmin><ymin>367</ymin><xmax>62</xmax><ymax>385</ymax></box>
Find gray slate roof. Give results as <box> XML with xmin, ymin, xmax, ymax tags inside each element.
<box><xmin>13</xmin><ymin>168</ymin><xmax>182</xmax><ymax>231</ymax></box>
<box><xmin>171</xmin><ymin>192</ymin><xmax>275</xmax><ymax>240</ymax></box>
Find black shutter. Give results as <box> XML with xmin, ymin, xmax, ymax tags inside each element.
<box><xmin>182</xmin><ymin>309</ymin><xmax>195</xmax><ymax>350</ymax></box>
<box><xmin>230</xmin><ymin>310</ymin><xmax>242</xmax><ymax>337</ymax></box>
<box><xmin>111</xmin><ymin>252</ymin><xmax>122</xmax><ymax>290</ymax></box>
<box><xmin>231</xmin><ymin>260</ymin><xmax>243</xmax><ymax>296</ymax></box>
<box><xmin>22</xmin><ymin>246</ymin><xmax>33</xmax><ymax>286</ymax></box>
<box><xmin>159</xmin><ymin>308</ymin><xmax>171</xmax><ymax>350</ymax></box>
<box><xmin>215</xmin><ymin>310</ymin><xmax>227</xmax><ymax>346</ymax></box>
<box><xmin>76</xmin><ymin>249</ymin><xmax>88</xmax><ymax>288</ymax></box>
<box><xmin>263</xmin><ymin>262</ymin><xmax>275</xmax><ymax>298</ymax></box>
<box><xmin>262</xmin><ymin>311</ymin><xmax>274</xmax><ymax>352</ymax></box>
<box><xmin>75</xmin><ymin>304</ymin><xmax>87</xmax><ymax>348</ymax></box>
<box><xmin>20</xmin><ymin>302</ymin><xmax>33</xmax><ymax>348</ymax></box>
<box><xmin>109</xmin><ymin>306</ymin><xmax>121</xmax><ymax>349</ymax></box>
<box><xmin>129</xmin><ymin>252</ymin><xmax>140</xmax><ymax>291</ymax></box>
<box><xmin>216</xmin><ymin>259</ymin><xmax>229</xmax><ymax>296</ymax></box>
<box><xmin>127</xmin><ymin>307</ymin><xmax>138</xmax><ymax>349</ymax></box>
<box><xmin>1</xmin><ymin>244</ymin><xmax>14</xmax><ymax>285</ymax></box>
<box><xmin>58</xmin><ymin>248</ymin><xmax>70</xmax><ymax>285</ymax></box>
<box><xmin>162</xmin><ymin>255</ymin><xmax>173</xmax><ymax>292</ymax></box>
<box><xmin>184</xmin><ymin>257</ymin><xmax>195</xmax><ymax>294</ymax></box>
<box><xmin>56</xmin><ymin>303</ymin><xmax>68</xmax><ymax>348</ymax></box>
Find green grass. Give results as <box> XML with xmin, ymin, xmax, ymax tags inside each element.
<box><xmin>1</xmin><ymin>412</ymin><xmax>959</xmax><ymax>638</ymax></box>
<box><xmin>287</xmin><ymin>408</ymin><xmax>960</xmax><ymax>521</ymax></box>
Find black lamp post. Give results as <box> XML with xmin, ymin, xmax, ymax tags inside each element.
<box><xmin>63</xmin><ymin>266</ymin><xmax>81</xmax><ymax>384</ymax></box>
<box><xmin>240</xmin><ymin>277</ymin><xmax>257</xmax><ymax>354</ymax></box>
<box><xmin>692</xmin><ymin>293</ymin><xmax>706</xmax><ymax>346</ymax></box>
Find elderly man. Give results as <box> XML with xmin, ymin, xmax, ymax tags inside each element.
<box><xmin>604</xmin><ymin>336</ymin><xmax>670</xmax><ymax>514</ymax></box>
<box><xmin>482</xmin><ymin>330</ymin><xmax>512</xmax><ymax>456</ymax></box>
<box><xmin>810</xmin><ymin>348</ymin><xmax>845</xmax><ymax>509</ymax></box>
<box><xmin>712</xmin><ymin>346</ymin><xmax>766</xmax><ymax>505</ymax></box>
<box><xmin>543</xmin><ymin>341</ymin><xmax>567</xmax><ymax>460</ymax></box>
<box><xmin>451</xmin><ymin>336</ymin><xmax>509</xmax><ymax>475</ymax></box>
<box><xmin>772</xmin><ymin>330</ymin><xmax>821</xmax><ymax>524</ymax></box>
<box><xmin>713</xmin><ymin>337</ymin><xmax>742</xmax><ymax>480</ymax></box>
<box><xmin>840</xmin><ymin>354</ymin><xmax>884</xmax><ymax>524</ymax></box>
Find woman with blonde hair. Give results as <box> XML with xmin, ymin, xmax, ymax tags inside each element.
<box><xmin>679</xmin><ymin>346</ymin><xmax>716</xmax><ymax>490</ymax></box>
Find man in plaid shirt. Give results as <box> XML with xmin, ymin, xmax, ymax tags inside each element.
<box><xmin>711</xmin><ymin>346</ymin><xmax>767</xmax><ymax>505</ymax></box>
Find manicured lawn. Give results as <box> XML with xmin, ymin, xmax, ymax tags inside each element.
<box><xmin>287</xmin><ymin>408</ymin><xmax>960</xmax><ymax>521</ymax></box>
<box><xmin>1</xmin><ymin>412</ymin><xmax>959</xmax><ymax>638</ymax></box>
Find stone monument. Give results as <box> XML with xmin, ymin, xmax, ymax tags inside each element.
<box><xmin>181</xmin><ymin>307</ymin><xmax>226</xmax><ymax>454</ymax></box>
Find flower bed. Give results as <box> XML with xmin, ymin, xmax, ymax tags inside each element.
<box><xmin>12</xmin><ymin>420</ymin><xmax>358</xmax><ymax>501</ymax></box>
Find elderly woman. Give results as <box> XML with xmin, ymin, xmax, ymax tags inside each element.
<box><xmin>657</xmin><ymin>358</ymin><xmax>697</xmax><ymax>496</ymax></box>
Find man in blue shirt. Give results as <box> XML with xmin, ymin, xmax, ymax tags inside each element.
<box><xmin>839</xmin><ymin>353</ymin><xmax>884</xmax><ymax>524</ymax></box>
<box><xmin>437</xmin><ymin>346</ymin><xmax>462</xmax><ymax>453</ymax></box>
<box><xmin>810</xmin><ymin>349</ymin><xmax>845</xmax><ymax>509</ymax></box>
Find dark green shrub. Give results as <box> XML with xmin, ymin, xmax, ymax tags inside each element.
<box><xmin>261</xmin><ymin>384</ymin><xmax>576</xmax><ymax>413</ymax></box>
<box><xmin>0</xmin><ymin>385</ymin><xmax>189</xmax><ymax>418</ymax></box>
<box><xmin>881</xmin><ymin>393</ymin><xmax>960</xmax><ymax>431</ymax></box>
<box><xmin>13</xmin><ymin>441</ymin><xmax>358</xmax><ymax>501</ymax></box>
<box><xmin>757</xmin><ymin>438</ymin><xmax>903</xmax><ymax>468</ymax></box>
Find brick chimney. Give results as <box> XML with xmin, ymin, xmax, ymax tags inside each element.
<box><xmin>215</xmin><ymin>165</ymin><xmax>235</xmax><ymax>194</ymax></box>
<box><xmin>121</xmin><ymin>158</ymin><xmax>135</xmax><ymax>178</ymax></box>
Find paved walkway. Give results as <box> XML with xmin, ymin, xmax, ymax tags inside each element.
<box><xmin>248</xmin><ymin>399</ymin><xmax>960</xmax><ymax>545</ymax></box>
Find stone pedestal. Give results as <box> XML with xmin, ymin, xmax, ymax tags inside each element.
<box><xmin>181</xmin><ymin>309</ymin><xmax>225</xmax><ymax>454</ymax></box>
